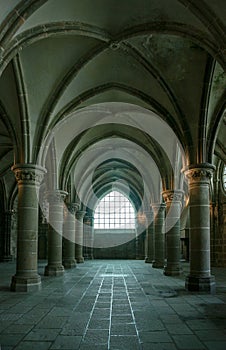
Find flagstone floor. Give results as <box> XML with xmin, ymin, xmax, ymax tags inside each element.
<box><xmin>0</xmin><ymin>260</ymin><xmax>226</xmax><ymax>350</ymax></box>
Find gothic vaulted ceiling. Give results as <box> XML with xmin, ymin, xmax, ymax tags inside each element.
<box><xmin>0</xmin><ymin>0</ymin><xmax>225</xmax><ymax>207</ymax></box>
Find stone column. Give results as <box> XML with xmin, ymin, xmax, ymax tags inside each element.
<box><xmin>38</xmin><ymin>198</ymin><xmax>49</xmax><ymax>259</ymax></box>
<box><xmin>44</xmin><ymin>190</ymin><xmax>68</xmax><ymax>276</ymax></box>
<box><xmin>163</xmin><ymin>190</ymin><xmax>183</xmax><ymax>276</ymax></box>
<box><xmin>11</xmin><ymin>164</ymin><xmax>46</xmax><ymax>292</ymax></box>
<box><xmin>63</xmin><ymin>203</ymin><xmax>78</xmax><ymax>268</ymax></box>
<box><xmin>83</xmin><ymin>215</ymin><xmax>94</xmax><ymax>260</ymax></box>
<box><xmin>75</xmin><ymin>210</ymin><xmax>86</xmax><ymax>263</ymax></box>
<box><xmin>145</xmin><ymin>208</ymin><xmax>155</xmax><ymax>263</ymax></box>
<box><xmin>38</xmin><ymin>215</ymin><xmax>48</xmax><ymax>260</ymax></box>
<box><xmin>184</xmin><ymin>163</ymin><xmax>216</xmax><ymax>292</ymax></box>
<box><xmin>2</xmin><ymin>210</ymin><xmax>14</xmax><ymax>261</ymax></box>
<box><xmin>135</xmin><ymin>212</ymin><xmax>146</xmax><ymax>260</ymax></box>
<box><xmin>152</xmin><ymin>203</ymin><xmax>166</xmax><ymax>268</ymax></box>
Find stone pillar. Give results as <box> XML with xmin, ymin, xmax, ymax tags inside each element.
<box><xmin>38</xmin><ymin>198</ymin><xmax>49</xmax><ymax>259</ymax></box>
<box><xmin>145</xmin><ymin>208</ymin><xmax>155</xmax><ymax>263</ymax></box>
<box><xmin>38</xmin><ymin>209</ymin><xmax>48</xmax><ymax>260</ymax></box>
<box><xmin>83</xmin><ymin>215</ymin><xmax>94</xmax><ymax>260</ymax></box>
<box><xmin>63</xmin><ymin>203</ymin><xmax>78</xmax><ymax>268</ymax></box>
<box><xmin>152</xmin><ymin>203</ymin><xmax>166</xmax><ymax>268</ymax></box>
<box><xmin>75</xmin><ymin>210</ymin><xmax>86</xmax><ymax>263</ymax></box>
<box><xmin>184</xmin><ymin>163</ymin><xmax>216</xmax><ymax>292</ymax></box>
<box><xmin>11</xmin><ymin>164</ymin><xmax>46</xmax><ymax>292</ymax></box>
<box><xmin>135</xmin><ymin>212</ymin><xmax>146</xmax><ymax>260</ymax></box>
<box><xmin>163</xmin><ymin>190</ymin><xmax>183</xmax><ymax>276</ymax></box>
<box><xmin>44</xmin><ymin>190</ymin><xmax>68</xmax><ymax>276</ymax></box>
<box><xmin>2</xmin><ymin>210</ymin><xmax>14</xmax><ymax>261</ymax></box>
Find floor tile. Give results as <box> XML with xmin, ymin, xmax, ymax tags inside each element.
<box><xmin>50</xmin><ymin>335</ymin><xmax>82</xmax><ymax>349</ymax></box>
<box><xmin>14</xmin><ymin>342</ymin><xmax>52</xmax><ymax>350</ymax></box>
<box><xmin>172</xmin><ymin>334</ymin><xmax>206</xmax><ymax>349</ymax></box>
<box><xmin>0</xmin><ymin>260</ymin><xmax>226</xmax><ymax>350</ymax></box>
<box><xmin>110</xmin><ymin>335</ymin><xmax>141</xmax><ymax>350</ymax></box>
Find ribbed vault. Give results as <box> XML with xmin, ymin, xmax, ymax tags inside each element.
<box><xmin>0</xmin><ymin>0</ymin><xmax>225</xmax><ymax>213</ymax></box>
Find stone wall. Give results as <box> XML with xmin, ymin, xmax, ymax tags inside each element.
<box><xmin>93</xmin><ymin>229</ymin><xmax>138</xmax><ymax>259</ymax></box>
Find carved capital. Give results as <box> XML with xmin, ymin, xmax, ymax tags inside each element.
<box><xmin>84</xmin><ymin>215</ymin><xmax>94</xmax><ymax>225</ymax></box>
<box><xmin>183</xmin><ymin>163</ymin><xmax>215</xmax><ymax>185</ymax></box>
<box><xmin>47</xmin><ymin>190</ymin><xmax>68</xmax><ymax>204</ymax></box>
<box><xmin>162</xmin><ymin>190</ymin><xmax>184</xmax><ymax>204</ymax></box>
<box><xmin>67</xmin><ymin>202</ymin><xmax>80</xmax><ymax>214</ymax></box>
<box><xmin>76</xmin><ymin>210</ymin><xmax>86</xmax><ymax>221</ymax></box>
<box><xmin>12</xmin><ymin>164</ymin><xmax>46</xmax><ymax>185</ymax></box>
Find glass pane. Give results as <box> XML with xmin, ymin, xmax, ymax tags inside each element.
<box><xmin>94</xmin><ymin>190</ymin><xmax>135</xmax><ymax>229</ymax></box>
<box><xmin>224</xmin><ymin>165</ymin><xmax>226</xmax><ymax>191</ymax></box>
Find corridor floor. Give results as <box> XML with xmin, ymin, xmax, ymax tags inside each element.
<box><xmin>0</xmin><ymin>260</ymin><xmax>226</xmax><ymax>350</ymax></box>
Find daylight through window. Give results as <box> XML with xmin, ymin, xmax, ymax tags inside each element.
<box><xmin>94</xmin><ymin>191</ymin><xmax>135</xmax><ymax>229</ymax></box>
<box><xmin>223</xmin><ymin>165</ymin><xmax>226</xmax><ymax>192</ymax></box>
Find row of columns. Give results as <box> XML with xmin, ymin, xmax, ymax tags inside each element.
<box><xmin>10</xmin><ymin>162</ymin><xmax>215</xmax><ymax>293</ymax></box>
<box><xmin>44</xmin><ymin>193</ymin><xmax>86</xmax><ymax>277</ymax></box>
<box><xmin>145</xmin><ymin>164</ymin><xmax>215</xmax><ymax>293</ymax></box>
<box><xmin>10</xmin><ymin>165</ymin><xmax>87</xmax><ymax>292</ymax></box>
<box><xmin>145</xmin><ymin>192</ymin><xmax>183</xmax><ymax>276</ymax></box>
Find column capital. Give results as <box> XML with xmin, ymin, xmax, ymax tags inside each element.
<box><xmin>183</xmin><ymin>163</ymin><xmax>215</xmax><ymax>185</ymax></box>
<box><xmin>12</xmin><ymin>163</ymin><xmax>46</xmax><ymax>185</ymax></box>
<box><xmin>67</xmin><ymin>202</ymin><xmax>80</xmax><ymax>214</ymax></box>
<box><xmin>76</xmin><ymin>210</ymin><xmax>86</xmax><ymax>220</ymax></box>
<box><xmin>47</xmin><ymin>190</ymin><xmax>68</xmax><ymax>203</ymax></box>
<box><xmin>84</xmin><ymin>215</ymin><xmax>94</xmax><ymax>225</ymax></box>
<box><xmin>162</xmin><ymin>190</ymin><xmax>184</xmax><ymax>204</ymax></box>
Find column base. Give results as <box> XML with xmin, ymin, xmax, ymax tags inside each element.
<box><xmin>63</xmin><ymin>259</ymin><xmax>77</xmax><ymax>269</ymax></box>
<box><xmin>164</xmin><ymin>265</ymin><xmax>182</xmax><ymax>276</ymax></box>
<box><xmin>10</xmin><ymin>274</ymin><xmax>41</xmax><ymax>292</ymax></box>
<box><xmin>145</xmin><ymin>257</ymin><xmax>154</xmax><ymax>264</ymax></box>
<box><xmin>152</xmin><ymin>261</ymin><xmax>164</xmax><ymax>268</ymax></box>
<box><xmin>84</xmin><ymin>255</ymin><xmax>94</xmax><ymax>260</ymax></box>
<box><xmin>44</xmin><ymin>264</ymin><xmax>64</xmax><ymax>276</ymax></box>
<box><xmin>76</xmin><ymin>257</ymin><xmax>84</xmax><ymax>263</ymax></box>
<box><xmin>185</xmin><ymin>275</ymin><xmax>216</xmax><ymax>293</ymax></box>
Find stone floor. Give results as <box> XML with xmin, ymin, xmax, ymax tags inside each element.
<box><xmin>0</xmin><ymin>260</ymin><xmax>226</xmax><ymax>350</ymax></box>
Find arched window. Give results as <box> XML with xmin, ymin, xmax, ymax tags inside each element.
<box><xmin>223</xmin><ymin>164</ymin><xmax>226</xmax><ymax>192</ymax></box>
<box><xmin>94</xmin><ymin>190</ymin><xmax>135</xmax><ymax>229</ymax></box>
